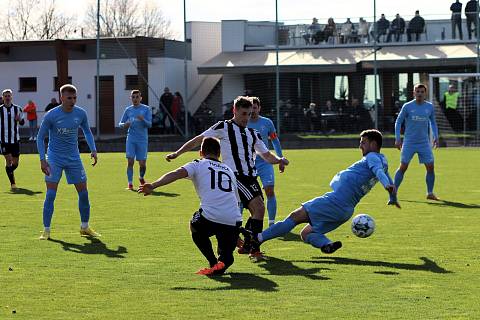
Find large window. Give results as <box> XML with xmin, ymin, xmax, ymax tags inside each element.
<box><xmin>334</xmin><ymin>75</ymin><xmax>349</xmax><ymax>101</ymax></box>
<box><xmin>19</xmin><ymin>77</ymin><xmax>37</xmax><ymax>92</ymax></box>
<box><xmin>363</xmin><ymin>75</ymin><xmax>380</xmax><ymax>108</ymax></box>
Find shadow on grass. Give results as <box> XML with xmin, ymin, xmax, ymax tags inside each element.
<box><xmin>8</xmin><ymin>187</ymin><xmax>42</xmax><ymax>196</ymax></box>
<box><xmin>257</xmin><ymin>256</ymin><xmax>331</xmax><ymax>280</ymax></box>
<box><xmin>402</xmin><ymin>199</ymin><xmax>480</xmax><ymax>209</ymax></box>
<box><xmin>297</xmin><ymin>256</ymin><xmax>451</xmax><ymax>274</ymax></box>
<box><xmin>277</xmin><ymin>231</ymin><xmax>304</xmax><ymax>243</ymax></box>
<box><xmin>149</xmin><ymin>190</ymin><xmax>180</xmax><ymax>197</ymax></box>
<box><xmin>171</xmin><ymin>272</ymin><xmax>278</xmax><ymax>292</ymax></box>
<box><xmin>48</xmin><ymin>237</ymin><xmax>127</xmax><ymax>258</ymax></box>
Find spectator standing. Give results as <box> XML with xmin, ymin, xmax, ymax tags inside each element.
<box><xmin>160</xmin><ymin>87</ymin><xmax>174</xmax><ymax>134</ymax></box>
<box><xmin>45</xmin><ymin>98</ymin><xmax>58</xmax><ymax>112</ymax></box>
<box><xmin>171</xmin><ymin>91</ymin><xmax>184</xmax><ymax>132</ymax></box>
<box><xmin>442</xmin><ymin>85</ymin><xmax>463</xmax><ymax>132</ymax></box>
<box><xmin>465</xmin><ymin>0</ymin><xmax>478</xmax><ymax>39</ymax></box>
<box><xmin>23</xmin><ymin>100</ymin><xmax>38</xmax><ymax>140</ymax></box>
<box><xmin>451</xmin><ymin>0</ymin><xmax>464</xmax><ymax>39</ymax></box>
<box><xmin>407</xmin><ymin>10</ymin><xmax>426</xmax><ymax>41</ymax></box>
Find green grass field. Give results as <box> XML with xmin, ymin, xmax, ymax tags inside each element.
<box><xmin>1</xmin><ymin>148</ymin><xmax>479</xmax><ymax>319</ymax></box>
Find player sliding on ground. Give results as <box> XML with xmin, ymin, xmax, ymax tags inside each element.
<box><xmin>139</xmin><ymin>137</ymin><xmax>241</xmax><ymax>276</ymax></box>
<box><xmin>242</xmin><ymin>129</ymin><xmax>400</xmax><ymax>254</ymax></box>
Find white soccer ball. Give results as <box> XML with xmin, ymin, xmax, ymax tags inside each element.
<box><xmin>351</xmin><ymin>214</ymin><xmax>375</xmax><ymax>238</ymax></box>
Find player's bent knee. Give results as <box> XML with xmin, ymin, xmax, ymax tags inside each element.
<box><xmin>300</xmin><ymin>224</ymin><xmax>313</xmax><ymax>242</ymax></box>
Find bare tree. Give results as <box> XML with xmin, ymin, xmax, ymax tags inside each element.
<box><xmin>84</xmin><ymin>0</ymin><xmax>174</xmax><ymax>38</ymax></box>
<box><xmin>0</xmin><ymin>0</ymin><xmax>76</xmax><ymax>40</ymax></box>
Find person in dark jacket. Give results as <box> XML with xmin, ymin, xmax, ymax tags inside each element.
<box><xmin>376</xmin><ymin>14</ymin><xmax>390</xmax><ymax>42</ymax></box>
<box><xmin>451</xmin><ymin>0</ymin><xmax>464</xmax><ymax>39</ymax></box>
<box><xmin>160</xmin><ymin>87</ymin><xmax>174</xmax><ymax>134</ymax></box>
<box><xmin>465</xmin><ymin>0</ymin><xmax>478</xmax><ymax>39</ymax></box>
<box><xmin>407</xmin><ymin>10</ymin><xmax>426</xmax><ymax>41</ymax></box>
<box><xmin>387</xmin><ymin>14</ymin><xmax>406</xmax><ymax>42</ymax></box>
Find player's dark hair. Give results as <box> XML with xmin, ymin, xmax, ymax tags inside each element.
<box><xmin>234</xmin><ymin>96</ymin><xmax>253</xmax><ymax>109</ymax></box>
<box><xmin>251</xmin><ymin>97</ymin><xmax>261</xmax><ymax>106</ymax></box>
<box><xmin>360</xmin><ymin>129</ymin><xmax>383</xmax><ymax>149</ymax></box>
<box><xmin>130</xmin><ymin>89</ymin><xmax>141</xmax><ymax>96</ymax></box>
<box><xmin>414</xmin><ymin>83</ymin><xmax>427</xmax><ymax>91</ymax></box>
<box><xmin>60</xmin><ymin>84</ymin><xmax>77</xmax><ymax>95</ymax></box>
<box><xmin>201</xmin><ymin>137</ymin><xmax>221</xmax><ymax>157</ymax></box>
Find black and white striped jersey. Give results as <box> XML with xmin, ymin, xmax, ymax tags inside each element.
<box><xmin>202</xmin><ymin>120</ymin><xmax>269</xmax><ymax>177</ymax></box>
<box><xmin>0</xmin><ymin>104</ymin><xmax>24</xmax><ymax>144</ymax></box>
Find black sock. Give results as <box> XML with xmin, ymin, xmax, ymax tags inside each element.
<box><xmin>191</xmin><ymin>231</ymin><xmax>217</xmax><ymax>267</ymax></box>
<box><xmin>5</xmin><ymin>166</ymin><xmax>15</xmax><ymax>185</ymax></box>
<box><xmin>250</xmin><ymin>219</ymin><xmax>264</xmax><ymax>251</ymax></box>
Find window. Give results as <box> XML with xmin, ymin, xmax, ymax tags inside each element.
<box><xmin>125</xmin><ymin>75</ymin><xmax>139</xmax><ymax>90</ymax></box>
<box><xmin>53</xmin><ymin>76</ymin><xmax>72</xmax><ymax>91</ymax></box>
<box><xmin>19</xmin><ymin>77</ymin><xmax>37</xmax><ymax>92</ymax></box>
<box><xmin>334</xmin><ymin>75</ymin><xmax>349</xmax><ymax>101</ymax></box>
<box><xmin>363</xmin><ymin>75</ymin><xmax>380</xmax><ymax>108</ymax></box>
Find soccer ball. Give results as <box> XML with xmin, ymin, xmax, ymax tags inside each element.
<box><xmin>351</xmin><ymin>214</ymin><xmax>375</xmax><ymax>238</ymax></box>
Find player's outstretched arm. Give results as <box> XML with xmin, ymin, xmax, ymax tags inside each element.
<box><xmin>385</xmin><ymin>185</ymin><xmax>401</xmax><ymax>209</ymax></box>
<box><xmin>259</xmin><ymin>152</ymin><xmax>289</xmax><ymax>172</ymax></box>
<box><xmin>165</xmin><ymin>135</ymin><xmax>204</xmax><ymax>162</ymax></box>
<box><xmin>138</xmin><ymin>168</ymin><xmax>188</xmax><ymax>196</ymax></box>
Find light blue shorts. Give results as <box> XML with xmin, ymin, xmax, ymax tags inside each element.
<box><xmin>45</xmin><ymin>160</ymin><xmax>86</xmax><ymax>184</ymax></box>
<box><xmin>126</xmin><ymin>140</ymin><xmax>148</xmax><ymax>161</ymax></box>
<box><xmin>401</xmin><ymin>144</ymin><xmax>434</xmax><ymax>164</ymax></box>
<box><xmin>302</xmin><ymin>195</ymin><xmax>353</xmax><ymax>234</ymax></box>
<box><xmin>256</xmin><ymin>161</ymin><xmax>275</xmax><ymax>187</ymax></box>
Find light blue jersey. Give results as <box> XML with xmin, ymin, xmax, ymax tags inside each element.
<box><xmin>119</xmin><ymin>104</ymin><xmax>152</xmax><ymax>143</ymax></box>
<box><xmin>37</xmin><ymin>106</ymin><xmax>96</xmax><ymax>163</ymax></box>
<box><xmin>395</xmin><ymin>99</ymin><xmax>439</xmax><ymax>146</ymax></box>
<box><xmin>247</xmin><ymin>116</ymin><xmax>283</xmax><ymax>164</ymax></box>
<box><xmin>304</xmin><ymin>152</ymin><xmax>392</xmax><ymax>220</ymax></box>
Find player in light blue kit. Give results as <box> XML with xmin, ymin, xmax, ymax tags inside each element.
<box><xmin>37</xmin><ymin>84</ymin><xmax>100</xmax><ymax>240</ymax></box>
<box><xmin>119</xmin><ymin>90</ymin><xmax>152</xmax><ymax>190</ymax></box>
<box><xmin>242</xmin><ymin>130</ymin><xmax>399</xmax><ymax>254</ymax></box>
<box><xmin>247</xmin><ymin>97</ymin><xmax>283</xmax><ymax>226</ymax></box>
<box><xmin>392</xmin><ymin>83</ymin><xmax>439</xmax><ymax>204</ymax></box>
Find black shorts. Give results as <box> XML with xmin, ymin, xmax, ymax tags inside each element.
<box><xmin>235</xmin><ymin>174</ymin><xmax>263</xmax><ymax>208</ymax></box>
<box><xmin>190</xmin><ymin>210</ymin><xmax>241</xmax><ymax>266</ymax></box>
<box><xmin>1</xmin><ymin>143</ymin><xmax>20</xmax><ymax>157</ymax></box>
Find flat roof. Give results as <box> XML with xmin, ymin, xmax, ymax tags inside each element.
<box><xmin>198</xmin><ymin>43</ymin><xmax>477</xmax><ymax>74</ymax></box>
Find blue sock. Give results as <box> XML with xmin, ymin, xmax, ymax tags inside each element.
<box><xmin>394</xmin><ymin>169</ymin><xmax>404</xmax><ymax>191</ymax></box>
<box><xmin>139</xmin><ymin>166</ymin><xmax>146</xmax><ymax>179</ymax></box>
<box><xmin>127</xmin><ymin>167</ymin><xmax>133</xmax><ymax>183</ymax></box>
<box><xmin>305</xmin><ymin>232</ymin><xmax>331</xmax><ymax>248</ymax></box>
<box><xmin>261</xmin><ymin>217</ymin><xmax>296</xmax><ymax>242</ymax></box>
<box><xmin>78</xmin><ymin>190</ymin><xmax>90</xmax><ymax>224</ymax></box>
<box><xmin>43</xmin><ymin>189</ymin><xmax>57</xmax><ymax>228</ymax></box>
<box><xmin>267</xmin><ymin>196</ymin><xmax>277</xmax><ymax>223</ymax></box>
<box><xmin>426</xmin><ymin>171</ymin><xmax>435</xmax><ymax>194</ymax></box>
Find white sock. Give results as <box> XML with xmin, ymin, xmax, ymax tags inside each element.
<box><xmin>81</xmin><ymin>222</ymin><xmax>89</xmax><ymax>229</ymax></box>
<box><xmin>268</xmin><ymin>219</ymin><xmax>275</xmax><ymax>225</ymax></box>
<box><xmin>258</xmin><ymin>233</ymin><xmax>264</xmax><ymax>243</ymax></box>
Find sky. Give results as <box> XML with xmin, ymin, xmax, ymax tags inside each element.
<box><xmin>4</xmin><ymin>0</ymin><xmax>457</xmax><ymax>40</ymax></box>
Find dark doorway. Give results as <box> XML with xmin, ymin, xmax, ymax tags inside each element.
<box><xmin>96</xmin><ymin>76</ymin><xmax>115</xmax><ymax>134</ymax></box>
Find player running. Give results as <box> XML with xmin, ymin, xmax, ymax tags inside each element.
<box><xmin>119</xmin><ymin>90</ymin><xmax>152</xmax><ymax>190</ymax></box>
<box><xmin>247</xmin><ymin>97</ymin><xmax>283</xmax><ymax>226</ymax></box>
